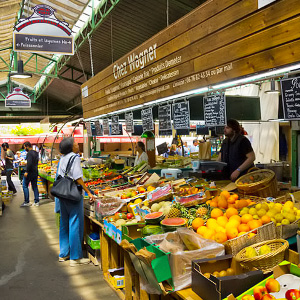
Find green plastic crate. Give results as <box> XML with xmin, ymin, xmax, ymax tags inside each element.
<box><xmin>86</xmin><ymin>234</ymin><xmax>100</xmax><ymax>250</ymax></box>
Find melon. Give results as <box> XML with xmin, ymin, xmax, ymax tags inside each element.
<box><xmin>142</xmin><ymin>225</ymin><xmax>163</xmax><ymax>237</ymax></box>
<box><xmin>145</xmin><ymin>211</ymin><xmax>164</xmax><ymax>225</ymax></box>
<box><xmin>161</xmin><ymin>217</ymin><xmax>187</xmax><ymax>232</ymax></box>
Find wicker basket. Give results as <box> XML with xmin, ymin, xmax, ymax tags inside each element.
<box><xmin>276</xmin><ymin>219</ymin><xmax>300</xmax><ymax>239</ymax></box>
<box><xmin>224</xmin><ymin>222</ymin><xmax>277</xmax><ymax>256</ymax></box>
<box><xmin>235</xmin><ymin>169</ymin><xmax>278</xmax><ymax>198</ymax></box>
<box><xmin>235</xmin><ymin>239</ymin><xmax>288</xmax><ymax>273</ymax></box>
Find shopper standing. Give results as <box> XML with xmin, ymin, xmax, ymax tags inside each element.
<box><xmin>57</xmin><ymin>137</ymin><xmax>95</xmax><ymax>266</ymax></box>
<box><xmin>1</xmin><ymin>143</ymin><xmax>17</xmax><ymax>194</ymax></box>
<box><xmin>219</xmin><ymin>119</ymin><xmax>255</xmax><ymax>181</ymax></box>
<box><xmin>20</xmin><ymin>141</ymin><xmax>39</xmax><ymax>207</ymax></box>
<box><xmin>189</xmin><ymin>139</ymin><xmax>199</xmax><ymax>153</ymax></box>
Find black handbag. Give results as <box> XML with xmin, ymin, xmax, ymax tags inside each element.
<box><xmin>51</xmin><ymin>155</ymin><xmax>82</xmax><ymax>202</ymax></box>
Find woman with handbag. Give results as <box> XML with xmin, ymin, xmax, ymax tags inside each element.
<box><xmin>56</xmin><ymin>137</ymin><xmax>95</xmax><ymax>266</ymax></box>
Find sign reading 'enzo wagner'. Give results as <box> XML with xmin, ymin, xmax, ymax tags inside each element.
<box><xmin>111</xmin><ymin>116</ymin><xmax>120</xmax><ymax>135</ymax></box>
<box><xmin>158</xmin><ymin>104</ymin><xmax>172</xmax><ymax>135</ymax></box>
<box><xmin>141</xmin><ymin>108</ymin><xmax>154</xmax><ymax>131</ymax></box>
<box><xmin>204</xmin><ymin>93</ymin><xmax>226</xmax><ymax>126</ymax></box>
<box><xmin>281</xmin><ymin>76</ymin><xmax>300</xmax><ymax>120</ymax></box>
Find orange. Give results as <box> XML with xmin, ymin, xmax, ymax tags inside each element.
<box><xmin>226</xmin><ymin>227</ymin><xmax>238</xmax><ymax>239</ymax></box>
<box><xmin>220</xmin><ymin>190</ymin><xmax>230</xmax><ymax>199</ymax></box>
<box><xmin>228</xmin><ymin>204</ymin><xmax>235</xmax><ymax>208</ymax></box>
<box><xmin>217</xmin><ymin>216</ymin><xmax>228</xmax><ymax>228</ymax></box>
<box><xmin>257</xmin><ymin>219</ymin><xmax>263</xmax><ymax>226</ymax></box>
<box><xmin>229</xmin><ymin>215</ymin><xmax>241</xmax><ymax>224</ymax></box>
<box><xmin>218</xmin><ymin>197</ymin><xmax>228</xmax><ymax>209</ymax></box>
<box><xmin>235</xmin><ymin>199</ymin><xmax>249</xmax><ymax>209</ymax></box>
<box><xmin>241</xmin><ymin>214</ymin><xmax>253</xmax><ymax>224</ymax></box>
<box><xmin>226</xmin><ymin>207</ymin><xmax>239</xmax><ymax>219</ymax></box>
<box><xmin>238</xmin><ymin>223</ymin><xmax>250</xmax><ymax>233</ymax></box>
<box><xmin>238</xmin><ymin>232</ymin><xmax>247</xmax><ymax>237</ymax></box>
<box><xmin>206</xmin><ymin>200</ymin><xmax>212</xmax><ymax>205</ymax></box>
<box><xmin>227</xmin><ymin>196</ymin><xmax>236</xmax><ymax>204</ymax></box>
<box><xmin>232</xmin><ymin>194</ymin><xmax>239</xmax><ymax>200</ymax></box>
<box><xmin>197</xmin><ymin>226</ymin><xmax>207</xmax><ymax>236</ymax></box>
<box><xmin>248</xmin><ymin>232</ymin><xmax>256</xmax><ymax>238</ymax></box>
<box><xmin>261</xmin><ymin>215</ymin><xmax>271</xmax><ymax>224</ymax></box>
<box><xmin>211</xmin><ymin>208</ymin><xmax>224</xmax><ymax>219</ymax></box>
<box><xmin>206</xmin><ymin>218</ymin><xmax>218</xmax><ymax>230</ymax></box>
<box><xmin>215</xmin><ymin>226</ymin><xmax>226</xmax><ymax>233</ymax></box>
<box><xmin>225</xmin><ymin>219</ymin><xmax>240</xmax><ymax>230</ymax></box>
<box><xmin>203</xmin><ymin>228</ymin><xmax>215</xmax><ymax>240</ymax></box>
<box><xmin>248</xmin><ymin>220</ymin><xmax>261</xmax><ymax>231</ymax></box>
<box><xmin>210</xmin><ymin>201</ymin><xmax>218</xmax><ymax>208</ymax></box>
<box><xmin>214</xmin><ymin>232</ymin><xmax>228</xmax><ymax>243</ymax></box>
<box><xmin>192</xmin><ymin>218</ymin><xmax>205</xmax><ymax>231</ymax></box>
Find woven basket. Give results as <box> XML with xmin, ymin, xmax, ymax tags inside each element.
<box><xmin>236</xmin><ymin>169</ymin><xmax>278</xmax><ymax>198</ymax></box>
<box><xmin>235</xmin><ymin>239</ymin><xmax>288</xmax><ymax>273</ymax></box>
<box><xmin>276</xmin><ymin>219</ymin><xmax>300</xmax><ymax>239</ymax></box>
<box><xmin>224</xmin><ymin>222</ymin><xmax>277</xmax><ymax>256</ymax></box>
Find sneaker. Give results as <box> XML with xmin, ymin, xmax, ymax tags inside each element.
<box><xmin>20</xmin><ymin>202</ymin><xmax>31</xmax><ymax>207</ymax></box>
<box><xmin>32</xmin><ymin>202</ymin><xmax>40</xmax><ymax>207</ymax></box>
<box><xmin>59</xmin><ymin>256</ymin><xmax>70</xmax><ymax>262</ymax></box>
<box><xmin>69</xmin><ymin>258</ymin><xmax>90</xmax><ymax>267</ymax></box>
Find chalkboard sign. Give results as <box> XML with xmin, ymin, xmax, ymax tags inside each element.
<box><xmin>141</xmin><ymin>108</ymin><xmax>154</xmax><ymax>131</ymax></box>
<box><xmin>103</xmin><ymin>118</ymin><xmax>109</xmax><ymax>135</ymax></box>
<box><xmin>94</xmin><ymin>120</ymin><xmax>102</xmax><ymax>136</ymax></box>
<box><xmin>111</xmin><ymin>116</ymin><xmax>120</xmax><ymax>135</ymax></box>
<box><xmin>173</xmin><ymin>102</ymin><xmax>190</xmax><ymax>130</ymax></box>
<box><xmin>204</xmin><ymin>93</ymin><xmax>226</xmax><ymax>126</ymax></box>
<box><xmin>158</xmin><ymin>104</ymin><xmax>172</xmax><ymax>135</ymax></box>
<box><xmin>85</xmin><ymin>121</ymin><xmax>92</xmax><ymax>137</ymax></box>
<box><xmin>281</xmin><ymin>77</ymin><xmax>300</xmax><ymax>120</ymax></box>
<box><xmin>125</xmin><ymin>113</ymin><xmax>134</xmax><ymax>133</ymax></box>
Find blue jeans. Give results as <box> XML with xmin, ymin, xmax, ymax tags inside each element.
<box><xmin>23</xmin><ymin>175</ymin><xmax>39</xmax><ymax>203</ymax></box>
<box><xmin>59</xmin><ymin>197</ymin><xmax>84</xmax><ymax>260</ymax></box>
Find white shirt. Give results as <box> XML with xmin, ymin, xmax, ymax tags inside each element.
<box><xmin>134</xmin><ymin>151</ymin><xmax>148</xmax><ymax>166</ymax></box>
<box><xmin>57</xmin><ymin>152</ymin><xmax>83</xmax><ymax>180</ymax></box>
<box><xmin>189</xmin><ymin>145</ymin><xmax>199</xmax><ymax>153</ymax></box>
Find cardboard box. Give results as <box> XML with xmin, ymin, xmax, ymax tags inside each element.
<box><xmin>121</xmin><ymin>222</ymin><xmax>145</xmax><ymax>242</ymax></box>
<box><xmin>108</xmin><ymin>268</ymin><xmax>125</xmax><ymax>289</ymax></box>
<box><xmin>226</xmin><ymin>250</ymin><xmax>300</xmax><ymax>300</ymax></box>
<box><xmin>103</xmin><ymin>219</ymin><xmax>123</xmax><ymax>244</ymax></box>
<box><xmin>192</xmin><ymin>255</ymin><xmax>264</xmax><ymax>300</ymax></box>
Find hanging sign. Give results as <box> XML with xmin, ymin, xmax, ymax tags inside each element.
<box><xmin>5</xmin><ymin>87</ymin><xmax>31</xmax><ymax>108</ymax></box>
<box><xmin>111</xmin><ymin>116</ymin><xmax>120</xmax><ymax>135</ymax></box>
<box><xmin>103</xmin><ymin>119</ymin><xmax>109</xmax><ymax>135</ymax></box>
<box><xmin>13</xmin><ymin>5</ymin><xmax>74</xmax><ymax>55</ymax></box>
<box><xmin>125</xmin><ymin>113</ymin><xmax>134</xmax><ymax>133</ymax></box>
<box><xmin>158</xmin><ymin>104</ymin><xmax>172</xmax><ymax>135</ymax></box>
<box><xmin>141</xmin><ymin>108</ymin><xmax>154</xmax><ymax>131</ymax></box>
<box><xmin>173</xmin><ymin>102</ymin><xmax>190</xmax><ymax>130</ymax></box>
<box><xmin>204</xmin><ymin>93</ymin><xmax>226</xmax><ymax>126</ymax></box>
<box><xmin>281</xmin><ymin>77</ymin><xmax>300</xmax><ymax>120</ymax></box>
<box><xmin>94</xmin><ymin>120</ymin><xmax>103</xmax><ymax>136</ymax></box>
<box><xmin>85</xmin><ymin>121</ymin><xmax>92</xmax><ymax>137</ymax></box>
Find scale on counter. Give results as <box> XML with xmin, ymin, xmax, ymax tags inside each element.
<box><xmin>190</xmin><ymin>161</ymin><xmax>228</xmax><ymax>180</ymax></box>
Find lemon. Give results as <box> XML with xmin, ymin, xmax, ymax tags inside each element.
<box><xmin>284</xmin><ymin>201</ymin><xmax>294</xmax><ymax>209</ymax></box>
<box><xmin>286</xmin><ymin>213</ymin><xmax>296</xmax><ymax>223</ymax></box>
<box><xmin>276</xmin><ymin>223</ymin><xmax>282</xmax><ymax>226</ymax></box>
<box><xmin>282</xmin><ymin>219</ymin><xmax>290</xmax><ymax>225</ymax></box>
<box><xmin>245</xmin><ymin>247</ymin><xmax>257</xmax><ymax>258</ymax></box>
<box><xmin>259</xmin><ymin>245</ymin><xmax>271</xmax><ymax>255</ymax></box>
<box><xmin>143</xmin><ymin>200</ymin><xmax>149</xmax><ymax>207</ymax></box>
<box><xmin>261</xmin><ymin>203</ymin><xmax>269</xmax><ymax>212</ymax></box>
<box><xmin>271</xmin><ymin>217</ymin><xmax>276</xmax><ymax>224</ymax></box>
<box><xmin>294</xmin><ymin>207</ymin><xmax>298</xmax><ymax>212</ymax></box>
<box><xmin>257</xmin><ymin>209</ymin><xmax>267</xmax><ymax>217</ymax></box>
<box><xmin>253</xmin><ymin>215</ymin><xmax>260</xmax><ymax>220</ymax></box>
<box><xmin>268</xmin><ymin>202</ymin><xmax>275</xmax><ymax>209</ymax></box>
<box><xmin>134</xmin><ymin>198</ymin><xmax>143</xmax><ymax>204</ymax></box>
<box><xmin>274</xmin><ymin>213</ymin><xmax>284</xmax><ymax>223</ymax></box>
<box><xmin>255</xmin><ymin>203</ymin><xmax>262</xmax><ymax>211</ymax></box>
<box><xmin>274</xmin><ymin>203</ymin><xmax>282</xmax><ymax>212</ymax></box>
<box><xmin>266</xmin><ymin>211</ymin><xmax>276</xmax><ymax>218</ymax></box>
<box><xmin>297</xmin><ymin>210</ymin><xmax>300</xmax><ymax>217</ymax></box>
<box><xmin>249</xmin><ymin>208</ymin><xmax>257</xmax><ymax>216</ymax></box>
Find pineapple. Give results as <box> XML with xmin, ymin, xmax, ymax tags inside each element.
<box><xmin>166</xmin><ymin>206</ymin><xmax>181</xmax><ymax>218</ymax></box>
<box><xmin>196</xmin><ymin>205</ymin><xmax>210</xmax><ymax>219</ymax></box>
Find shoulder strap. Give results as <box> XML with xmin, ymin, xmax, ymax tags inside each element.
<box><xmin>65</xmin><ymin>155</ymin><xmax>77</xmax><ymax>176</ymax></box>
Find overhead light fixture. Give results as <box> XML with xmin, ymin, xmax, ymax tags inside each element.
<box><xmin>9</xmin><ymin>60</ymin><xmax>32</xmax><ymax>79</ymax></box>
<box><xmin>265</xmin><ymin>79</ymin><xmax>280</xmax><ymax>94</ymax></box>
<box><xmin>141</xmin><ymin>131</ymin><xmax>155</xmax><ymax>138</ymax></box>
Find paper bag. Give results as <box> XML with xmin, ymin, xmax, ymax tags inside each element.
<box><xmin>198</xmin><ymin>141</ymin><xmax>211</xmax><ymax>160</ymax></box>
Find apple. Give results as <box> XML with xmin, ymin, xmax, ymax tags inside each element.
<box><xmin>285</xmin><ymin>289</ymin><xmax>300</xmax><ymax>300</ymax></box>
<box><xmin>121</xmin><ymin>194</ymin><xmax>127</xmax><ymax>199</ymax></box>
<box><xmin>261</xmin><ymin>294</ymin><xmax>275</xmax><ymax>300</ymax></box>
<box><xmin>241</xmin><ymin>295</ymin><xmax>255</xmax><ymax>300</ymax></box>
<box><xmin>253</xmin><ymin>286</ymin><xmax>268</xmax><ymax>300</ymax></box>
<box><xmin>127</xmin><ymin>213</ymin><xmax>134</xmax><ymax>220</ymax></box>
<box><xmin>265</xmin><ymin>278</ymin><xmax>280</xmax><ymax>293</ymax></box>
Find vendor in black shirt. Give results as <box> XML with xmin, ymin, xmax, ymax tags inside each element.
<box><xmin>218</xmin><ymin>119</ymin><xmax>255</xmax><ymax>181</ymax></box>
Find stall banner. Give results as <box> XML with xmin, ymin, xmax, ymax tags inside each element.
<box><xmin>13</xmin><ymin>5</ymin><xmax>74</xmax><ymax>55</ymax></box>
<box><xmin>82</xmin><ymin>0</ymin><xmax>300</xmax><ymax>118</ymax></box>
<box><xmin>5</xmin><ymin>87</ymin><xmax>31</xmax><ymax>108</ymax></box>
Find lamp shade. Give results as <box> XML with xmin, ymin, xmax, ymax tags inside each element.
<box><xmin>141</xmin><ymin>130</ymin><xmax>155</xmax><ymax>138</ymax></box>
<box><xmin>9</xmin><ymin>60</ymin><xmax>32</xmax><ymax>79</ymax></box>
